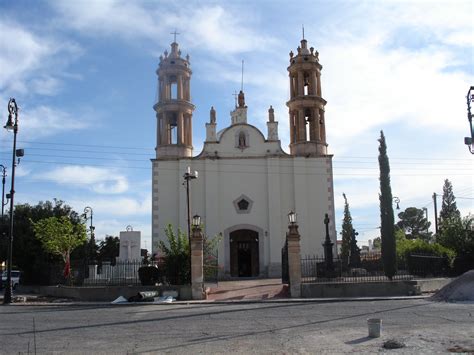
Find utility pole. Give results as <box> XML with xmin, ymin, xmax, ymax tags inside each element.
<box><xmin>432</xmin><ymin>193</ymin><xmax>438</xmax><ymax>234</ymax></box>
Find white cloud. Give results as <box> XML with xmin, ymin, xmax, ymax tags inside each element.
<box><xmin>0</xmin><ymin>19</ymin><xmax>81</xmax><ymax>97</ymax></box>
<box><xmin>20</xmin><ymin>105</ymin><xmax>89</xmax><ymax>139</ymax></box>
<box><xmin>38</xmin><ymin>166</ymin><xmax>129</xmax><ymax>194</ymax></box>
<box><xmin>50</xmin><ymin>1</ymin><xmax>279</xmax><ymax>55</ymax></box>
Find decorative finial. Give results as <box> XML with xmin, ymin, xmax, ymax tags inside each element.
<box><xmin>302</xmin><ymin>24</ymin><xmax>305</xmax><ymax>40</ymax></box>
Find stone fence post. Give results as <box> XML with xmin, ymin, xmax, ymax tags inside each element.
<box><xmin>191</xmin><ymin>225</ymin><xmax>204</xmax><ymax>300</ymax></box>
<box><xmin>287</xmin><ymin>223</ymin><xmax>302</xmax><ymax>298</ymax></box>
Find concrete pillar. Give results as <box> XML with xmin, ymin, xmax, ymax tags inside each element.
<box><xmin>287</xmin><ymin>224</ymin><xmax>301</xmax><ymax>298</ymax></box>
<box><xmin>191</xmin><ymin>226</ymin><xmax>204</xmax><ymax>300</ymax></box>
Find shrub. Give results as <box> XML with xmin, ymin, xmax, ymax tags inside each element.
<box><xmin>138</xmin><ymin>266</ymin><xmax>161</xmax><ymax>286</ymax></box>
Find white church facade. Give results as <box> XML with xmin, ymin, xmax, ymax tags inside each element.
<box><xmin>152</xmin><ymin>37</ymin><xmax>336</xmax><ymax>278</ymax></box>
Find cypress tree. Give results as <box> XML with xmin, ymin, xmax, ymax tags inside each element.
<box><xmin>340</xmin><ymin>193</ymin><xmax>353</xmax><ymax>265</ymax></box>
<box><xmin>439</xmin><ymin>179</ymin><xmax>461</xmax><ymax>223</ymax></box>
<box><xmin>378</xmin><ymin>131</ymin><xmax>397</xmax><ymax>280</ymax></box>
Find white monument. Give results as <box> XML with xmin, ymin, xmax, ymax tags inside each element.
<box><xmin>118</xmin><ymin>228</ymin><xmax>141</xmax><ymax>261</ymax></box>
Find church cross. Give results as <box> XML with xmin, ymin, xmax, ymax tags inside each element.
<box><xmin>171</xmin><ymin>29</ymin><xmax>180</xmax><ymax>43</ymax></box>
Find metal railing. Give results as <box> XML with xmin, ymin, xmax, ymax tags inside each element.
<box><xmin>301</xmin><ymin>252</ymin><xmax>450</xmax><ymax>283</ymax></box>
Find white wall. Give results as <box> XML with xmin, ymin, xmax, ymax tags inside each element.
<box><xmin>152</xmin><ymin>124</ymin><xmax>336</xmax><ymax>277</ymax></box>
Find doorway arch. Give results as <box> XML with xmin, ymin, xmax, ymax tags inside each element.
<box><xmin>224</xmin><ymin>224</ymin><xmax>264</xmax><ymax>277</ymax></box>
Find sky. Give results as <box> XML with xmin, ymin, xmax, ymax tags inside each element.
<box><xmin>0</xmin><ymin>0</ymin><xmax>472</xmax><ymax>251</ymax></box>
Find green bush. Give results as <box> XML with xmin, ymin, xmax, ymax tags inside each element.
<box><xmin>396</xmin><ymin>235</ymin><xmax>455</xmax><ymax>265</ymax></box>
<box><xmin>158</xmin><ymin>224</ymin><xmax>190</xmax><ymax>285</ymax></box>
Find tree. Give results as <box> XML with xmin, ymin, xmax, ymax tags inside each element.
<box><xmin>439</xmin><ymin>179</ymin><xmax>461</xmax><ymax>224</ymax></box>
<box><xmin>349</xmin><ymin>229</ymin><xmax>361</xmax><ymax>267</ymax></box>
<box><xmin>0</xmin><ymin>199</ymin><xmax>84</xmax><ymax>284</ymax></box>
<box><xmin>397</xmin><ymin>207</ymin><xmax>432</xmax><ymax>241</ymax></box>
<box><xmin>340</xmin><ymin>193</ymin><xmax>353</xmax><ymax>264</ymax></box>
<box><xmin>97</xmin><ymin>235</ymin><xmax>120</xmax><ymax>262</ymax></box>
<box><xmin>437</xmin><ymin>215</ymin><xmax>474</xmax><ymax>259</ymax></box>
<box><xmin>378</xmin><ymin>131</ymin><xmax>397</xmax><ymax>280</ymax></box>
<box><xmin>32</xmin><ymin>216</ymin><xmax>87</xmax><ymax>280</ymax></box>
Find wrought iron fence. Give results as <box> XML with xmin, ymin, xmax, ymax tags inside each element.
<box><xmin>301</xmin><ymin>252</ymin><xmax>451</xmax><ymax>283</ymax></box>
<box><xmin>204</xmin><ymin>245</ymin><xmax>219</xmax><ymax>284</ymax></box>
<box><xmin>70</xmin><ymin>259</ymin><xmax>179</xmax><ymax>286</ymax></box>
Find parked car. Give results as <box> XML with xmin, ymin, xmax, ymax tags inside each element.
<box><xmin>1</xmin><ymin>270</ymin><xmax>21</xmax><ymax>290</ymax></box>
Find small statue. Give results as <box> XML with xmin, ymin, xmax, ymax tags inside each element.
<box><xmin>210</xmin><ymin>106</ymin><xmax>216</xmax><ymax>124</ymax></box>
<box><xmin>268</xmin><ymin>105</ymin><xmax>275</xmax><ymax>122</ymax></box>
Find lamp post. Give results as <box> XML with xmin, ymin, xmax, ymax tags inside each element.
<box><xmin>3</xmin><ymin>98</ymin><xmax>19</xmax><ymax>304</ymax></box>
<box><xmin>183</xmin><ymin>167</ymin><xmax>198</xmax><ymax>246</ymax></box>
<box><xmin>464</xmin><ymin>86</ymin><xmax>474</xmax><ymax>154</ymax></box>
<box><xmin>83</xmin><ymin>206</ymin><xmax>96</xmax><ymax>263</ymax></box>
<box><xmin>0</xmin><ymin>165</ymin><xmax>7</xmax><ymax>218</ymax></box>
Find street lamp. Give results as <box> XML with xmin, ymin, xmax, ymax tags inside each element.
<box><xmin>3</xmin><ymin>98</ymin><xmax>19</xmax><ymax>304</ymax></box>
<box><xmin>464</xmin><ymin>86</ymin><xmax>474</xmax><ymax>154</ymax></box>
<box><xmin>288</xmin><ymin>211</ymin><xmax>297</xmax><ymax>225</ymax></box>
<box><xmin>82</xmin><ymin>206</ymin><xmax>96</xmax><ymax>263</ymax></box>
<box><xmin>192</xmin><ymin>215</ymin><xmax>201</xmax><ymax>229</ymax></box>
<box><xmin>392</xmin><ymin>196</ymin><xmax>400</xmax><ymax>210</ymax></box>
<box><xmin>183</xmin><ymin>167</ymin><xmax>198</xmax><ymax>245</ymax></box>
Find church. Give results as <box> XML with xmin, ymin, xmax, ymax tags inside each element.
<box><xmin>151</xmin><ymin>36</ymin><xmax>336</xmax><ymax>278</ymax></box>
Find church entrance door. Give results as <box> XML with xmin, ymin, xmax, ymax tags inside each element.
<box><xmin>230</xmin><ymin>229</ymin><xmax>259</xmax><ymax>277</ymax></box>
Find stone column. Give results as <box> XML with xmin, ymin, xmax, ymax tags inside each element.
<box><xmin>316</xmin><ymin>70</ymin><xmax>322</xmax><ymax>97</ymax></box>
<box><xmin>298</xmin><ymin>109</ymin><xmax>306</xmax><ymax>142</ymax></box>
<box><xmin>311</xmin><ymin>71</ymin><xmax>318</xmax><ymax>96</ymax></box>
<box><xmin>314</xmin><ymin>109</ymin><xmax>321</xmax><ymax>141</ymax></box>
<box><xmin>177</xmin><ymin>111</ymin><xmax>184</xmax><ymax>144</ymax></box>
<box><xmin>287</xmin><ymin>223</ymin><xmax>301</xmax><ymax>298</ymax></box>
<box><xmin>176</xmin><ymin>75</ymin><xmax>183</xmax><ymax>100</ymax></box>
<box><xmin>319</xmin><ymin>109</ymin><xmax>326</xmax><ymax>143</ymax></box>
<box><xmin>191</xmin><ymin>226</ymin><xmax>204</xmax><ymax>300</ymax></box>
<box><xmin>297</xmin><ymin>71</ymin><xmax>304</xmax><ymax>96</ymax></box>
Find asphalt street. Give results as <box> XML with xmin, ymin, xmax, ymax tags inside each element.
<box><xmin>0</xmin><ymin>299</ymin><xmax>473</xmax><ymax>354</ymax></box>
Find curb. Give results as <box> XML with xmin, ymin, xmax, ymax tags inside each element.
<box><xmin>0</xmin><ymin>295</ymin><xmax>432</xmax><ymax>306</ymax></box>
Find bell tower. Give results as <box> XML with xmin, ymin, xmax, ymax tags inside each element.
<box><xmin>286</xmin><ymin>37</ymin><xmax>328</xmax><ymax>156</ymax></box>
<box><xmin>154</xmin><ymin>39</ymin><xmax>195</xmax><ymax>158</ymax></box>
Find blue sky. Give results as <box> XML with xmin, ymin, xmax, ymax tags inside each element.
<box><xmin>0</xmin><ymin>0</ymin><xmax>472</xmax><ymax>250</ymax></box>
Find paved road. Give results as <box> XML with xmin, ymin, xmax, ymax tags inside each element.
<box><xmin>0</xmin><ymin>299</ymin><xmax>472</xmax><ymax>354</ymax></box>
